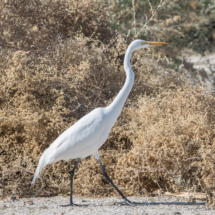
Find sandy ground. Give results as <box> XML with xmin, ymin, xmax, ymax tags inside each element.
<box><xmin>0</xmin><ymin>195</ymin><xmax>214</xmax><ymax>215</ymax></box>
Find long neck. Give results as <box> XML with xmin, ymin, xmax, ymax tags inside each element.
<box><xmin>107</xmin><ymin>45</ymin><xmax>134</xmax><ymax>118</ymax></box>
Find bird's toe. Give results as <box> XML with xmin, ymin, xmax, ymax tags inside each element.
<box><xmin>60</xmin><ymin>203</ymin><xmax>88</xmax><ymax>207</ymax></box>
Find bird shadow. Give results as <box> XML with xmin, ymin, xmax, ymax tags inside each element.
<box><xmin>89</xmin><ymin>201</ymin><xmax>206</xmax><ymax>207</ymax></box>
<box><xmin>136</xmin><ymin>201</ymin><xmax>205</xmax><ymax>206</ymax></box>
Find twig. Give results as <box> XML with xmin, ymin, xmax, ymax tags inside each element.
<box><xmin>135</xmin><ymin>0</ymin><xmax>164</xmax><ymax>37</ymax></box>
<box><xmin>132</xmin><ymin>0</ymin><xmax>136</xmax><ymax>36</ymax></box>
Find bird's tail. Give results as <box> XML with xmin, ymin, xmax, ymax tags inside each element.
<box><xmin>31</xmin><ymin>149</ymin><xmax>48</xmax><ymax>187</ymax></box>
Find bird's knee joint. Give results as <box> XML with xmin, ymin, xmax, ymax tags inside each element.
<box><xmin>69</xmin><ymin>170</ymin><xmax>74</xmax><ymax>174</ymax></box>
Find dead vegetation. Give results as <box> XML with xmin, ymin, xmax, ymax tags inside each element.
<box><xmin>107</xmin><ymin>0</ymin><xmax>215</xmax><ymax>92</ymax></box>
<box><xmin>0</xmin><ymin>0</ymin><xmax>112</xmax><ymax>51</ymax></box>
<box><xmin>1</xmin><ymin>0</ymin><xmax>215</xmax><ymax>206</ymax></box>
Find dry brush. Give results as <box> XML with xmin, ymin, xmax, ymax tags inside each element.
<box><xmin>0</xmin><ymin>0</ymin><xmax>215</xmax><ymax>205</ymax></box>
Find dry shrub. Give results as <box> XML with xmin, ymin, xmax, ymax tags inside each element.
<box><xmin>0</xmin><ymin>29</ymin><xmax>182</xmax><ymax>197</ymax></box>
<box><xmin>1</xmin><ymin>0</ymin><xmax>215</xmax><ymax>205</ymax></box>
<box><xmin>107</xmin><ymin>0</ymin><xmax>215</xmax><ymax>53</ymax></box>
<box><xmin>107</xmin><ymin>0</ymin><xmax>215</xmax><ymax>92</ymax></box>
<box><xmin>0</xmin><ymin>0</ymin><xmax>112</xmax><ymax>51</ymax></box>
<box><xmin>115</xmin><ymin>87</ymin><xmax>215</xmax><ymax>199</ymax></box>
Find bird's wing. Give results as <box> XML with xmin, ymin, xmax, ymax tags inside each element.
<box><xmin>47</xmin><ymin>107</ymin><xmax>106</xmax><ymax>161</ymax></box>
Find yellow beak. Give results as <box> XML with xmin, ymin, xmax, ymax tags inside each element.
<box><xmin>149</xmin><ymin>41</ymin><xmax>168</xmax><ymax>46</ymax></box>
<box><xmin>141</xmin><ymin>41</ymin><xmax>168</xmax><ymax>46</ymax></box>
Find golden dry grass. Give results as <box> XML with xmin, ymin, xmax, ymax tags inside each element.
<box><xmin>1</xmin><ymin>0</ymin><xmax>215</xmax><ymax>206</ymax></box>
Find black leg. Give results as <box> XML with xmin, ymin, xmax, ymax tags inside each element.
<box><xmin>61</xmin><ymin>158</ymin><xmax>87</xmax><ymax>207</ymax></box>
<box><xmin>98</xmin><ymin>159</ymin><xmax>136</xmax><ymax>206</ymax></box>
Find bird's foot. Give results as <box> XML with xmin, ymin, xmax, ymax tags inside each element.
<box><xmin>60</xmin><ymin>203</ymin><xmax>88</xmax><ymax>207</ymax></box>
<box><xmin>111</xmin><ymin>199</ymin><xmax>136</xmax><ymax>206</ymax></box>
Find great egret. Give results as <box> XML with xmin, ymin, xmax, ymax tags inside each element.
<box><xmin>31</xmin><ymin>40</ymin><xmax>168</xmax><ymax>206</ymax></box>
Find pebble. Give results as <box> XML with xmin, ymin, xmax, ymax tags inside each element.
<box><xmin>0</xmin><ymin>195</ymin><xmax>214</xmax><ymax>215</ymax></box>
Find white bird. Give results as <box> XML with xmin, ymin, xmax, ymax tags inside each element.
<box><xmin>31</xmin><ymin>40</ymin><xmax>168</xmax><ymax>206</ymax></box>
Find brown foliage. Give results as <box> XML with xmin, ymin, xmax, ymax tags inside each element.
<box><xmin>1</xmin><ymin>0</ymin><xmax>215</xmax><ymax>205</ymax></box>
<box><xmin>116</xmin><ymin>88</ymin><xmax>215</xmax><ymax>196</ymax></box>
<box><xmin>0</xmin><ymin>31</ymin><xmax>180</xmax><ymax>197</ymax></box>
<box><xmin>0</xmin><ymin>0</ymin><xmax>112</xmax><ymax>51</ymax></box>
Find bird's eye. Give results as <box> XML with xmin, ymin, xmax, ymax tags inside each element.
<box><xmin>141</xmin><ymin>42</ymin><xmax>148</xmax><ymax>45</ymax></box>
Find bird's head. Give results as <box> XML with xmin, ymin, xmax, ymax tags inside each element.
<box><xmin>130</xmin><ymin>39</ymin><xmax>168</xmax><ymax>50</ymax></box>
